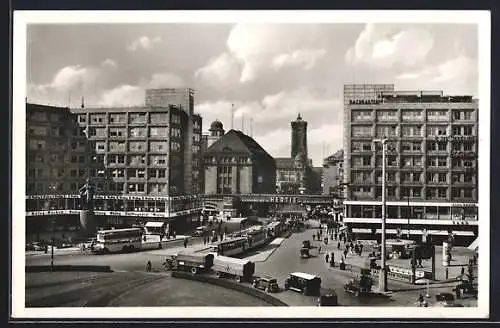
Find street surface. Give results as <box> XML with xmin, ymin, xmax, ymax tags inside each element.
<box><xmin>26</xmin><ymin>271</ymin><xmax>270</xmax><ymax>307</ymax></box>
<box><xmin>25</xmin><ymin>221</ymin><xmax>478</xmax><ymax>307</ymax></box>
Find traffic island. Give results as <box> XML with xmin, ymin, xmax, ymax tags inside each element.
<box><xmin>171</xmin><ymin>271</ymin><xmax>288</xmax><ymax>306</ymax></box>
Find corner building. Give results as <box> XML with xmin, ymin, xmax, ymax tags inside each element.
<box><xmin>343</xmin><ymin>84</ymin><xmax>479</xmax><ymax>245</ymax></box>
<box><xmin>25</xmin><ymin>89</ymin><xmax>203</xmax><ymax>236</ymax></box>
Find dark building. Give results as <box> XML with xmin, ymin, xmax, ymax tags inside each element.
<box><xmin>309</xmin><ymin>167</ymin><xmax>323</xmax><ymax>194</ymax></box>
<box><xmin>291</xmin><ymin>113</ymin><xmax>308</xmax><ymax>159</ymax></box>
<box><xmin>203</xmin><ymin>129</ymin><xmax>276</xmax><ymax>195</ymax></box>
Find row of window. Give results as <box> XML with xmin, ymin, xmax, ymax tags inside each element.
<box><xmin>351</xmin><ymin>125</ymin><xmax>475</xmax><ymax>138</ymax></box>
<box><xmin>352</xmin><ymin>141</ymin><xmax>475</xmax><ymax>153</ymax></box>
<box><xmin>351</xmin><ymin>155</ymin><xmax>475</xmax><ymax>168</ymax></box>
<box><xmin>28</xmin><ymin>111</ymin><xmax>65</xmax><ymax>123</ymax></box>
<box><xmin>351</xmin><ymin>171</ymin><xmax>475</xmax><ymax>184</ymax></box>
<box><xmin>77</xmin><ymin>112</ymin><xmax>181</xmax><ymax>125</ymax></box>
<box><xmin>351</xmin><ymin>186</ymin><xmax>475</xmax><ymax>199</ymax></box>
<box><xmin>351</xmin><ymin>110</ymin><xmax>475</xmax><ymax>122</ymax></box>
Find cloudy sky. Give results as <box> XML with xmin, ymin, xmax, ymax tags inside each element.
<box><xmin>26</xmin><ymin>23</ymin><xmax>478</xmax><ymax>166</ymax></box>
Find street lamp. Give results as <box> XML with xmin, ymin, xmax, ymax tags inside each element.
<box><xmin>373</xmin><ymin>137</ymin><xmax>388</xmax><ymax>292</ymax></box>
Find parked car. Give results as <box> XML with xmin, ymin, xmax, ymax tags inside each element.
<box><xmin>193</xmin><ymin>226</ymin><xmax>209</xmax><ymax>237</ymax></box>
<box><xmin>318</xmin><ymin>291</ymin><xmax>339</xmax><ymax>306</ymax></box>
<box><xmin>28</xmin><ymin>242</ymin><xmax>45</xmax><ymax>251</ymax></box>
<box><xmin>252</xmin><ymin>276</ymin><xmax>279</xmax><ymax>293</ymax></box>
<box><xmin>284</xmin><ymin>272</ymin><xmax>322</xmax><ymax>296</ymax></box>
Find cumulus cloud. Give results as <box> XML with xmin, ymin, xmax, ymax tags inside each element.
<box><xmin>272</xmin><ymin>49</ymin><xmax>327</xmax><ymax>70</ymax></box>
<box><xmin>196</xmin><ymin>24</ymin><xmax>323</xmax><ymax>83</ymax></box>
<box><xmin>98</xmin><ymin>85</ymin><xmax>145</xmax><ymax>107</ymax></box>
<box><xmin>38</xmin><ymin>65</ymin><xmax>98</xmax><ymax>93</ymax></box>
<box><xmin>346</xmin><ymin>24</ymin><xmax>434</xmax><ymax>68</ymax></box>
<box><xmin>127</xmin><ymin>36</ymin><xmax>162</xmax><ymax>51</ymax></box>
<box><xmin>101</xmin><ymin>58</ymin><xmax>118</xmax><ymax>69</ymax></box>
<box><xmin>194</xmin><ymin>52</ymin><xmax>242</xmax><ymax>85</ymax></box>
<box><xmin>146</xmin><ymin>73</ymin><xmax>185</xmax><ymax>88</ymax></box>
<box><xmin>96</xmin><ymin>71</ymin><xmax>185</xmax><ymax>107</ymax></box>
<box><xmin>396</xmin><ymin>54</ymin><xmax>478</xmax><ymax>94</ymax></box>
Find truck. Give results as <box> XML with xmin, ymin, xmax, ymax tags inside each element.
<box><xmin>212</xmin><ymin>255</ymin><xmax>255</xmax><ymax>282</ymax></box>
<box><xmin>163</xmin><ymin>252</ymin><xmax>214</xmax><ymax>274</ymax></box>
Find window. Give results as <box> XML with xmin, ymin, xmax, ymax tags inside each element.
<box><xmin>170</xmin><ymin>141</ymin><xmax>181</xmax><ymax>152</ymax></box>
<box><xmin>463</xmin><ymin>111</ymin><xmax>472</xmax><ymax>120</ymax></box>
<box><xmin>463</xmin><ymin>142</ymin><xmax>474</xmax><ymax>151</ymax></box>
<box><xmin>427</xmin><ymin>110</ymin><xmax>448</xmax><ymax>121</ymax></box>
<box><xmin>376</xmin><ymin>110</ymin><xmax>398</xmax><ymax>121</ymax></box>
<box><xmin>463</xmin><ymin>189</ymin><xmax>473</xmax><ymax>198</ymax></box>
<box><xmin>376</xmin><ymin>125</ymin><xmax>398</xmax><ymax>138</ymax></box>
<box><xmin>351</xmin><ymin>110</ymin><xmax>372</xmax><ymax>121</ymax></box>
<box><xmin>129</xmin><ymin>127</ymin><xmax>146</xmax><ymax>138</ymax></box>
<box><xmin>150</xmin><ymin>141</ymin><xmax>168</xmax><ymax>152</ymax></box>
<box><xmin>109</xmin><ymin>113</ymin><xmax>126</xmax><ymax>124</ymax></box>
<box><xmin>78</xmin><ymin>114</ymin><xmax>87</xmax><ymax>123</ymax></box>
<box><xmin>438</xmin><ymin>173</ymin><xmax>447</xmax><ymax>183</ymax></box>
<box><xmin>351</xmin><ymin>126</ymin><xmax>372</xmax><ymax>137</ymax></box>
<box><xmin>109</xmin><ymin>141</ymin><xmax>126</xmax><ymax>152</ymax></box>
<box><xmin>402</xmin><ymin>110</ymin><xmax>422</xmax><ymax>121</ymax></box>
<box><xmin>427</xmin><ymin>126</ymin><xmax>447</xmax><ymax>137</ymax></box>
<box><xmin>171</xmin><ymin>128</ymin><xmax>181</xmax><ymax>138</ymax></box>
<box><xmin>110</xmin><ymin>128</ymin><xmax>126</xmax><ymax>138</ymax></box>
<box><xmin>129</xmin><ymin>113</ymin><xmax>147</xmax><ymax>124</ymax></box>
<box><xmin>401</xmin><ymin>126</ymin><xmax>421</xmax><ymax>137</ymax></box>
<box><xmin>149</xmin><ymin>112</ymin><xmax>169</xmax><ymax>123</ymax></box>
<box><xmin>111</xmin><ymin>169</ymin><xmax>125</xmax><ymax>178</ymax></box>
<box><xmin>129</xmin><ymin>141</ymin><xmax>146</xmax><ymax>152</ymax></box>
<box><xmin>438</xmin><ymin>157</ymin><xmax>447</xmax><ymax>167</ymax></box>
<box><xmin>171</xmin><ymin>114</ymin><xmax>181</xmax><ymax>124</ymax></box>
<box><xmin>464</xmin><ymin>173</ymin><xmax>473</xmax><ymax>183</ymax></box>
<box><xmin>438</xmin><ymin>188</ymin><xmax>447</xmax><ymax>199</ymax></box>
<box><xmin>89</xmin><ymin>114</ymin><xmax>106</xmax><ymax>124</ymax></box>
<box><xmin>149</xmin><ymin>127</ymin><xmax>167</xmax><ymax>137</ymax></box>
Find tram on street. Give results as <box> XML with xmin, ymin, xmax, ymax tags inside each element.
<box><xmin>93</xmin><ymin>228</ymin><xmax>143</xmax><ymax>254</ymax></box>
<box><xmin>211</xmin><ymin>237</ymin><xmax>249</xmax><ymax>256</ymax></box>
<box><xmin>243</xmin><ymin>226</ymin><xmax>267</xmax><ymax>248</ymax></box>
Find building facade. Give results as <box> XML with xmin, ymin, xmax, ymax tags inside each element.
<box><xmin>276</xmin><ymin>114</ymin><xmax>312</xmax><ymax>194</ymax></box>
<box><xmin>343</xmin><ymin>85</ymin><xmax>479</xmax><ymax>245</ymax></box>
<box><xmin>25</xmin><ymin>89</ymin><xmax>203</xmax><ymax>235</ymax></box>
<box><xmin>322</xmin><ymin>149</ymin><xmax>344</xmax><ymax>196</ymax></box>
<box><xmin>203</xmin><ymin>129</ymin><xmax>276</xmax><ymax>218</ymax></box>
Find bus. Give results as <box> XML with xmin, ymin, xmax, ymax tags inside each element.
<box><xmin>93</xmin><ymin>228</ymin><xmax>143</xmax><ymax>254</ymax></box>
<box><xmin>211</xmin><ymin>237</ymin><xmax>248</xmax><ymax>256</ymax></box>
<box><xmin>244</xmin><ymin>226</ymin><xmax>267</xmax><ymax>250</ymax></box>
<box><xmin>267</xmin><ymin>221</ymin><xmax>282</xmax><ymax>238</ymax></box>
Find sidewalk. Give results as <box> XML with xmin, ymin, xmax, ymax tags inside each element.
<box><xmin>25</xmin><ymin>235</ymin><xmax>191</xmax><ymax>257</ymax></box>
<box><xmin>243</xmin><ymin>238</ymin><xmax>285</xmax><ymax>262</ymax></box>
<box><xmin>319</xmin><ymin>239</ymin><xmax>475</xmax><ymax>282</ymax></box>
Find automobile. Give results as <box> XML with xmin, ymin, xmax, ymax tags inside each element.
<box><xmin>252</xmin><ymin>276</ymin><xmax>279</xmax><ymax>293</ymax></box>
<box><xmin>433</xmin><ymin>293</ymin><xmax>464</xmax><ymax>307</ymax></box>
<box><xmin>284</xmin><ymin>272</ymin><xmax>322</xmax><ymax>296</ymax></box>
<box><xmin>302</xmin><ymin>240</ymin><xmax>311</xmax><ymax>248</ymax></box>
<box><xmin>193</xmin><ymin>226</ymin><xmax>208</xmax><ymax>237</ymax></box>
<box><xmin>300</xmin><ymin>247</ymin><xmax>311</xmax><ymax>258</ymax></box>
<box><xmin>28</xmin><ymin>242</ymin><xmax>45</xmax><ymax>251</ymax></box>
<box><xmin>317</xmin><ymin>291</ymin><xmax>339</xmax><ymax>306</ymax></box>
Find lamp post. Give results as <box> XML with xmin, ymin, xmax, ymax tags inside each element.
<box><xmin>407</xmin><ymin>193</ymin><xmax>411</xmax><ymax>239</ymax></box>
<box><xmin>373</xmin><ymin>137</ymin><xmax>388</xmax><ymax>292</ymax></box>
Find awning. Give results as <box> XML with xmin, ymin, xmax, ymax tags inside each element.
<box><xmin>145</xmin><ymin>221</ymin><xmax>165</xmax><ymax>228</ymax></box>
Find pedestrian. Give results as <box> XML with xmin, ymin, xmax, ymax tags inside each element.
<box><xmin>172</xmin><ymin>230</ymin><xmax>176</xmax><ymax>239</ymax></box>
<box><xmin>318</xmin><ymin>245</ymin><xmax>322</xmax><ymax>254</ymax></box>
<box><xmin>183</xmin><ymin>238</ymin><xmax>188</xmax><ymax>248</ymax></box>
<box><xmin>461</xmin><ymin>266</ymin><xmax>465</xmax><ymax>276</ymax></box>
<box><xmin>334</xmin><ymin>232</ymin><xmax>337</xmax><ymax>241</ymax></box>
<box><xmin>418</xmin><ymin>258</ymin><xmax>423</xmax><ymax>268</ymax></box>
<box><xmin>359</xmin><ymin>243</ymin><xmax>363</xmax><ymax>255</ymax></box>
<box><xmin>417</xmin><ymin>294</ymin><xmax>424</xmax><ymax>307</ymax></box>
<box><xmin>343</xmin><ymin>248</ymin><xmax>348</xmax><ymax>259</ymax></box>
<box><xmin>330</xmin><ymin>252</ymin><xmax>335</xmax><ymax>266</ymax></box>
<box><xmin>146</xmin><ymin>260</ymin><xmax>152</xmax><ymax>272</ymax></box>
<box><xmin>337</xmin><ymin>241</ymin><xmax>341</xmax><ymax>250</ymax></box>
<box><xmin>325</xmin><ymin>253</ymin><xmax>330</xmax><ymax>264</ymax></box>
<box><xmin>312</xmin><ymin>234</ymin><xmax>316</xmax><ymax>241</ymax></box>
<box><xmin>354</xmin><ymin>244</ymin><xmax>359</xmax><ymax>255</ymax></box>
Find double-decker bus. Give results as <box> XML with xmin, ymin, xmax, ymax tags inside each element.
<box><xmin>93</xmin><ymin>228</ymin><xmax>143</xmax><ymax>254</ymax></box>
<box><xmin>211</xmin><ymin>237</ymin><xmax>248</xmax><ymax>256</ymax></box>
<box><xmin>244</xmin><ymin>226</ymin><xmax>267</xmax><ymax>250</ymax></box>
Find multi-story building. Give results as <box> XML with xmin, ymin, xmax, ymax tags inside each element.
<box><xmin>276</xmin><ymin>114</ymin><xmax>312</xmax><ymax>194</ymax></box>
<box><xmin>322</xmin><ymin>149</ymin><xmax>344</xmax><ymax>196</ymax></box>
<box><xmin>203</xmin><ymin>129</ymin><xmax>276</xmax><ymax>217</ymax></box>
<box><xmin>343</xmin><ymin>84</ymin><xmax>479</xmax><ymax>245</ymax></box>
<box><xmin>25</xmin><ymin>89</ymin><xmax>203</xmax><ymax>236</ymax></box>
